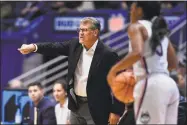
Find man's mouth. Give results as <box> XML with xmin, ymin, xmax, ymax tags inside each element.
<box><xmin>32</xmin><ymin>96</ymin><xmax>36</xmax><ymax>99</ymax></box>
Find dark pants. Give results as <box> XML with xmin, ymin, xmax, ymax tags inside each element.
<box><xmin>69</xmin><ymin>96</ymin><xmax>95</xmax><ymax>124</ymax></box>
<box><xmin>118</xmin><ymin>103</ymin><xmax>136</xmax><ymax>125</ymax></box>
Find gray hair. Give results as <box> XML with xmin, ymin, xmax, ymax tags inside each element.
<box><xmin>80</xmin><ymin>17</ymin><xmax>101</xmax><ymax>31</ymax></box>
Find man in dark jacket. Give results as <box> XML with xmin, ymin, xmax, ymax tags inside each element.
<box><xmin>28</xmin><ymin>82</ymin><xmax>56</xmax><ymax>125</ymax></box>
<box><xmin>18</xmin><ymin>17</ymin><xmax>124</xmax><ymax>124</ymax></box>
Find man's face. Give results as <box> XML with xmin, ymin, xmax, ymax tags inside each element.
<box><xmin>28</xmin><ymin>86</ymin><xmax>43</xmax><ymax>103</ymax></box>
<box><xmin>53</xmin><ymin>83</ymin><xmax>66</xmax><ymax>102</ymax></box>
<box><xmin>78</xmin><ymin>23</ymin><xmax>96</xmax><ymax>45</ymax></box>
<box><xmin>178</xmin><ymin>74</ymin><xmax>185</xmax><ymax>88</ymax></box>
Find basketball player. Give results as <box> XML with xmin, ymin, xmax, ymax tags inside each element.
<box><xmin>107</xmin><ymin>1</ymin><xmax>179</xmax><ymax>124</ymax></box>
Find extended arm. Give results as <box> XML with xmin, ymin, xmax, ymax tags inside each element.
<box><xmin>18</xmin><ymin>39</ymin><xmax>76</xmax><ymax>56</ymax></box>
<box><xmin>107</xmin><ymin>24</ymin><xmax>144</xmax><ymax>86</ymax></box>
<box><xmin>167</xmin><ymin>40</ymin><xmax>178</xmax><ymax>71</ymax></box>
<box><xmin>35</xmin><ymin>40</ymin><xmax>71</xmax><ymax>56</ymax></box>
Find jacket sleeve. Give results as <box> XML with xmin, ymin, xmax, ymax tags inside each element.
<box><xmin>42</xmin><ymin>106</ymin><xmax>57</xmax><ymax>125</ymax></box>
<box><xmin>35</xmin><ymin>39</ymin><xmax>73</xmax><ymax>56</ymax></box>
<box><xmin>109</xmin><ymin>51</ymin><xmax>125</xmax><ymax>116</ymax></box>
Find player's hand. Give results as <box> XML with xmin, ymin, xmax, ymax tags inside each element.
<box><xmin>18</xmin><ymin>44</ymin><xmax>36</xmax><ymax>54</ymax></box>
<box><xmin>108</xmin><ymin>113</ymin><xmax>120</xmax><ymax>125</ymax></box>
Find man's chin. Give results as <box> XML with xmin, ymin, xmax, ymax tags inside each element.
<box><xmin>55</xmin><ymin>99</ymin><xmax>59</xmax><ymax>101</ymax></box>
<box><xmin>32</xmin><ymin>99</ymin><xmax>37</xmax><ymax>102</ymax></box>
<box><xmin>79</xmin><ymin>40</ymin><xmax>84</xmax><ymax>44</ymax></box>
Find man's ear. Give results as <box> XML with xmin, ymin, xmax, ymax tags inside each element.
<box><xmin>94</xmin><ymin>30</ymin><xmax>99</xmax><ymax>36</ymax></box>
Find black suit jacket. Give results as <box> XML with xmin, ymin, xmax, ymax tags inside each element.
<box><xmin>29</xmin><ymin>97</ymin><xmax>56</xmax><ymax>125</ymax></box>
<box><xmin>36</xmin><ymin>38</ymin><xmax>124</xmax><ymax>124</ymax></box>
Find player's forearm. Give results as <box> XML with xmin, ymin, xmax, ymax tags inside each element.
<box><xmin>167</xmin><ymin>42</ymin><xmax>178</xmax><ymax>71</ymax></box>
<box><xmin>110</xmin><ymin>52</ymin><xmax>141</xmax><ymax>75</ymax></box>
<box><xmin>35</xmin><ymin>42</ymin><xmax>69</xmax><ymax>56</ymax></box>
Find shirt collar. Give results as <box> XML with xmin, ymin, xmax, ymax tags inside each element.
<box><xmin>90</xmin><ymin>39</ymin><xmax>98</xmax><ymax>52</ymax></box>
<box><xmin>64</xmin><ymin>98</ymin><xmax>68</xmax><ymax>108</ymax></box>
<box><xmin>60</xmin><ymin>98</ymin><xmax>68</xmax><ymax>108</ymax></box>
<box><xmin>82</xmin><ymin>39</ymin><xmax>98</xmax><ymax>52</ymax></box>
<box><xmin>34</xmin><ymin>96</ymin><xmax>44</xmax><ymax>108</ymax></box>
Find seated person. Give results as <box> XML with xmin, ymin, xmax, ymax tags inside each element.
<box><xmin>170</xmin><ymin>71</ymin><xmax>187</xmax><ymax>125</ymax></box>
<box><xmin>28</xmin><ymin>82</ymin><xmax>56</xmax><ymax>125</ymax></box>
<box><xmin>53</xmin><ymin>79</ymin><xmax>70</xmax><ymax>124</ymax></box>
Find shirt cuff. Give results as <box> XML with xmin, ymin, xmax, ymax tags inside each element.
<box><xmin>33</xmin><ymin>44</ymin><xmax>38</xmax><ymax>52</ymax></box>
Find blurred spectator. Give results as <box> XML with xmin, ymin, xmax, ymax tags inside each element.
<box><xmin>13</xmin><ymin>1</ymin><xmax>50</xmax><ymax>29</ymax></box>
<box><xmin>177</xmin><ymin>54</ymin><xmax>186</xmax><ymax>97</ymax></box>
<box><xmin>50</xmin><ymin>1</ymin><xmax>66</xmax><ymax>14</ymax></box>
<box><xmin>170</xmin><ymin>70</ymin><xmax>186</xmax><ymax>96</ymax></box>
<box><xmin>0</xmin><ymin>1</ymin><xmax>14</xmax><ymax>30</ymax></box>
<box><xmin>76</xmin><ymin>1</ymin><xmax>95</xmax><ymax>12</ymax></box>
<box><xmin>0</xmin><ymin>1</ymin><xmax>12</xmax><ymax>19</ymax></box>
<box><xmin>121</xmin><ymin>2</ymin><xmax>128</xmax><ymax>10</ymax></box>
<box><xmin>161</xmin><ymin>1</ymin><xmax>179</xmax><ymax>9</ymax></box>
<box><xmin>19</xmin><ymin>1</ymin><xmax>48</xmax><ymax>20</ymax></box>
<box><xmin>94</xmin><ymin>1</ymin><xmax>121</xmax><ymax>9</ymax></box>
<box><xmin>170</xmin><ymin>71</ymin><xmax>187</xmax><ymax>125</ymax></box>
<box><xmin>50</xmin><ymin>1</ymin><xmax>89</xmax><ymax>14</ymax></box>
<box><xmin>121</xmin><ymin>1</ymin><xmax>133</xmax><ymax>10</ymax></box>
<box><xmin>57</xmin><ymin>1</ymin><xmax>82</xmax><ymax>13</ymax></box>
<box><xmin>64</xmin><ymin>1</ymin><xmax>82</xmax><ymax>10</ymax></box>
<box><xmin>178</xmin><ymin>62</ymin><xmax>186</xmax><ymax>78</ymax></box>
<box><xmin>178</xmin><ymin>73</ymin><xmax>186</xmax><ymax>98</ymax></box>
<box><xmin>53</xmin><ymin>79</ymin><xmax>70</xmax><ymax>124</ymax></box>
<box><xmin>178</xmin><ymin>73</ymin><xmax>185</xmax><ymax>88</ymax></box>
<box><xmin>28</xmin><ymin>82</ymin><xmax>56</xmax><ymax>125</ymax></box>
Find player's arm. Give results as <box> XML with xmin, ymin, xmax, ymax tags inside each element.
<box><xmin>167</xmin><ymin>40</ymin><xmax>178</xmax><ymax>71</ymax></box>
<box><xmin>107</xmin><ymin>24</ymin><xmax>144</xmax><ymax>85</ymax></box>
<box><xmin>18</xmin><ymin>39</ymin><xmax>72</xmax><ymax>56</ymax></box>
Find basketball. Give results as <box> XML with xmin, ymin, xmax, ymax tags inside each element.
<box><xmin>111</xmin><ymin>70</ymin><xmax>136</xmax><ymax>104</ymax></box>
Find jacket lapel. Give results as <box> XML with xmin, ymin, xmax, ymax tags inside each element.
<box><xmin>70</xmin><ymin>44</ymin><xmax>83</xmax><ymax>79</ymax></box>
<box><xmin>88</xmin><ymin>41</ymin><xmax>104</xmax><ymax>81</ymax></box>
<box><xmin>68</xmin><ymin>44</ymin><xmax>83</xmax><ymax>109</ymax></box>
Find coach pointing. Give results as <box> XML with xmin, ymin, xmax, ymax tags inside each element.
<box><xmin>18</xmin><ymin>17</ymin><xmax>124</xmax><ymax>124</ymax></box>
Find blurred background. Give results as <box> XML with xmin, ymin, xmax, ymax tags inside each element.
<box><xmin>0</xmin><ymin>1</ymin><xmax>186</xmax><ymax>124</ymax></box>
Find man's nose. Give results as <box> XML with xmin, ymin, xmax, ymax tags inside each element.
<box><xmin>80</xmin><ymin>31</ymin><xmax>84</xmax><ymax>35</ymax></box>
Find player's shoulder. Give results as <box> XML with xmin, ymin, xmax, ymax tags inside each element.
<box><xmin>128</xmin><ymin>22</ymin><xmax>148</xmax><ymax>40</ymax></box>
<box><xmin>128</xmin><ymin>22</ymin><xmax>144</xmax><ymax>32</ymax></box>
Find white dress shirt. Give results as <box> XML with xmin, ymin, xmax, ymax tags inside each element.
<box><xmin>55</xmin><ymin>98</ymin><xmax>70</xmax><ymax>124</ymax></box>
<box><xmin>34</xmin><ymin>107</ymin><xmax>37</xmax><ymax>125</ymax></box>
<box><xmin>74</xmin><ymin>40</ymin><xmax>98</xmax><ymax>97</ymax></box>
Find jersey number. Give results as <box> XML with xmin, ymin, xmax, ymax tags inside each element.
<box><xmin>155</xmin><ymin>44</ymin><xmax>163</xmax><ymax>56</ymax></box>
